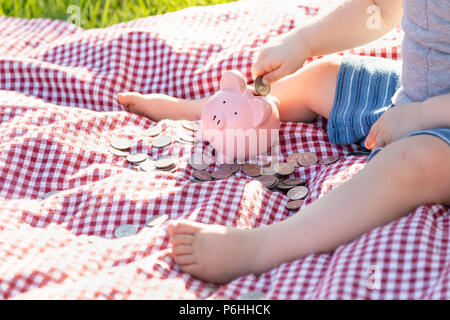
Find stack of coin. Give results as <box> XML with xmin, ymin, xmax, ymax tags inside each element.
<box><xmin>139</xmin><ymin>158</ymin><xmax>155</xmax><ymax>172</ymax></box>
<box><xmin>181</xmin><ymin>120</ymin><xmax>200</xmax><ymax>132</ymax></box>
<box><xmin>242</xmin><ymin>164</ymin><xmax>261</xmax><ymax>177</ymax></box>
<box><xmin>126</xmin><ymin>152</ymin><xmax>148</xmax><ymax>164</ymax></box>
<box><xmin>178</xmin><ymin>133</ymin><xmax>196</xmax><ymax>144</ymax></box>
<box><xmin>152</xmin><ymin>135</ymin><xmax>173</xmax><ymax>148</ymax></box>
<box><xmin>109</xmin><ymin>137</ymin><xmax>133</xmax><ymax>157</ymax></box>
<box><xmin>297</xmin><ymin>152</ymin><xmax>318</xmax><ymax>167</ymax></box>
<box><xmin>255</xmin><ymin>175</ymin><xmax>278</xmax><ymax>189</ymax></box>
<box><xmin>154</xmin><ymin>156</ymin><xmax>176</xmax><ymax>171</ymax></box>
<box><xmin>211</xmin><ymin>166</ymin><xmax>233</xmax><ymax>180</ymax></box>
<box><xmin>193</xmin><ymin>169</ymin><xmax>212</xmax><ymax>182</ymax></box>
<box><xmin>287</xmin><ymin>186</ymin><xmax>309</xmax><ymax>200</ymax></box>
<box><xmin>142</xmin><ymin>126</ymin><xmax>162</xmax><ymax>137</ymax></box>
<box><xmin>273</xmin><ymin>162</ymin><xmax>296</xmax><ymax>176</ymax></box>
<box><xmin>189</xmin><ymin>152</ymin><xmax>212</xmax><ymax>171</ymax></box>
<box><xmin>220</xmin><ymin>163</ymin><xmax>241</xmax><ymax>174</ymax></box>
<box><xmin>285</xmin><ymin>199</ymin><xmax>304</xmax><ymax>211</ymax></box>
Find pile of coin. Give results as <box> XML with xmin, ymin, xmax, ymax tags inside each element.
<box><xmin>109</xmin><ymin>120</ymin><xmax>201</xmax><ymax>173</ymax></box>
<box><xmin>110</xmin><ymin>124</ymin><xmax>341</xmax><ymax>214</ymax></box>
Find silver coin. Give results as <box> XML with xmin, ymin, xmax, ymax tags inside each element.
<box><xmin>239</xmin><ymin>291</ymin><xmax>266</xmax><ymax>300</ymax></box>
<box><xmin>179</xmin><ymin>134</ymin><xmax>196</xmax><ymax>144</ymax></box>
<box><xmin>139</xmin><ymin>158</ymin><xmax>155</xmax><ymax>172</ymax></box>
<box><xmin>126</xmin><ymin>152</ymin><xmax>148</xmax><ymax>163</ymax></box>
<box><xmin>114</xmin><ymin>224</ymin><xmax>138</xmax><ymax>238</ymax></box>
<box><xmin>155</xmin><ymin>156</ymin><xmax>175</xmax><ymax>169</ymax></box>
<box><xmin>143</xmin><ymin>126</ymin><xmax>161</xmax><ymax>137</ymax></box>
<box><xmin>152</xmin><ymin>135</ymin><xmax>173</xmax><ymax>148</ymax></box>
<box><xmin>110</xmin><ymin>137</ymin><xmax>132</xmax><ymax>150</ymax></box>
<box><xmin>44</xmin><ymin>190</ymin><xmax>61</xmax><ymax>199</ymax></box>
<box><xmin>109</xmin><ymin>146</ymin><xmax>130</xmax><ymax>157</ymax></box>
<box><xmin>181</xmin><ymin>120</ymin><xmax>200</xmax><ymax>132</ymax></box>
<box><xmin>254</xmin><ymin>76</ymin><xmax>270</xmax><ymax>96</ymax></box>
<box><xmin>146</xmin><ymin>214</ymin><xmax>169</xmax><ymax>227</ymax></box>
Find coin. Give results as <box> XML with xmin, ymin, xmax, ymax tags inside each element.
<box><xmin>276</xmin><ymin>180</ymin><xmax>295</xmax><ymax>190</ymax></box>
<box><xmin>261</xmin><ymin>166</ymin><xmax>276</xmax><ymax>176</ymax></box>
<box><xmin>297</xmin><ymin>152</ymin><xmax>318</xmax><ymax>167</ymax></box>
<box><xmin>114</xmin><ymin>224</ymin><xmax>138</xmax><ymax>238</ymax></box>
<box><xmin>155</xmin><ymin>156</ymin><xmax>175</xmax><ymax>169</ymax></box>
<box><xmin>256</xmin><ymin>175</ymin><xmax>278</xmax><ymax>188</ymax></box>
<box><xmin>110</xmin><ymin>137</ymin><xmax>132</xmax><ymax>150</ymax></box>
<box><xmin>319</xmin><ymin>155</ymin><xmax>340</xmax><ymax>165</ymax></box>
<box><xmin>286</xmin><ymin>200</ymin><xmax>304</xmax><ymax>210</ymax></box>
<box><xmin>283</xmin><ymin>178</ymin><xmax>306</xmax><ymax>186</ymax></box>
<box><xmin>146</xmin><ymin>214</ymin><xmax>169</xmax><ymax>227</ymax></box>
<box><xmin>273</xmin><ymin>162</ymin><xmax>295</xmax><ymax>176</ymax></box>
<box><xmin>139</xmin><ymin>158</ymin><xmax>155</xmax><ymax>172</ymax></box>
<box><xmin>286</xmin><ymin>153</ymin><xmax>301</xmax><ymax>167</ymax></box>
<box><xmin>189</xmin><ymin>153</ymin><xmax>211</xmax><ymax>171</ymax></box>
<box><xmin>239</xmin><ymin>291</ymin><xmax>265</xmax><ymax>300</ymax></box>
<box><xmin>142</xmin><ymin>126</ymin><xmax>161</xmax><ymax>137</ymax></box>
<box><xmin>109</xmin><ymin>146</ymin><xmax>130</xmax><ymax>157</ymax></box>
<box><xmin>286</xmin><ymin>186</ymin><xmax>309</xmax><ymax>200</ymax></box>
<box><xmin>181</xmin><ymin>120</ymin><xmax>200</xmax><ymax>132</ymax></box>
<box><xmin>242</xmin><ymin>164</ymin><xmax>261</xmax><ymax>177</ymax></box>
<box><xmin>44</xmin><ymin>190</ymin><xmax>61</xmax><ymax>199</ymax></box>
<box><xmin>211</xmin><ymin>167</ymin><xmax>233</xmax><ymax>180</ymax></box>
<box><xmin>126</xmin><ymin>152</ymin><xmax>148</xmax><ymax>163</ymax></box>
<box><xmin>178</xmin><ymin>134</ymin><xmax>196</xmax><ymax>144</ymax></box>
<box><xmin>193</xmin><ymin>170</ymin><xmax>212</xmax><ymax>181</ymax></box>
<box><xmin>220</xmin><ymin>164</ymin><xmax>241</xmax><ymax>174</ymax></box>
<box><xmin>254</xmin><ymin>76</ymin><xmax>270</xmax><ymax>96</ymax></box>
<box><xmin>152</xmin><ymin>135</ymin><xmax>173</xmax><ymax>148</ymax></box>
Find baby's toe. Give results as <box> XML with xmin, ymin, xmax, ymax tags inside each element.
<box><xmin>174</xmin><ymin>254</ymin><xmax>196</xmax><ymax>266</ymax></box>
<box><xmin>168</xmin><ymin>220</ymin><xmax>203</xmax><ymax>235</ymax></box>
<box><xmin>169</xmin><ymin>234</ymin><xmax>195</xmax><ymax>245</ymax></box>
<box><xmin>172</xmin><ymin>244</ymin><xmax>194</xmax><ymax>256</ymax></box>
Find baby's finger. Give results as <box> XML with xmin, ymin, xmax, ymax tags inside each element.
<box><xmin>251</xmin><ymin>60</ymin><xmax>271</xmax><ymax>80</ymax></box>
<box><xmin>372</xmin><ymin>134</ymin><xmax>386</xmax><ymax>150</ymax></box>
<box><xmin>262</xmin><ymin>65</ymin><xmax>288</xmax><ymax>85</ymax></box>
<box><xmin>365</xmin><ymin>124</ymin><xmax>379</xmax><ymax>149</ymax></box>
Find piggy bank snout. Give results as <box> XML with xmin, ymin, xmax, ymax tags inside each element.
<box><xmin>210</xmin><ymin>113</ymin><xmax>225</xmax><ymax>129</ymax></box>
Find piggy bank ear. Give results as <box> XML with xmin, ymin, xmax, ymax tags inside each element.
<box><xmin>220</xmin><ymin>70</ymin><xmax>247</xmax><ymax>93</ymax></box>
<box><xmin>249</xmin><ymin>98</ymin><xmax>272</xmax><ymax>127</ymax></box>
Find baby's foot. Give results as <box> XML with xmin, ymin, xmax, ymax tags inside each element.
<box><xmin>117</xmin><ymin>92</ymin><xmax>197</xmax><ymax>121</ymax></box>
<box><xmin>168</xmin><ymin>220</ymin><xmax>267</xmax><ymax>284</ymax></box>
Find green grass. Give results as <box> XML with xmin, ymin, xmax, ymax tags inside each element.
<box><xmin>0</xmin><ymin>0</ymin><xmax>238</xmax><ymax>29</ymax></box>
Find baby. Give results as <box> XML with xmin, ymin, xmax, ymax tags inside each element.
<box><xmin>118</xmin><ymin>0</ymin><xmax>450</xmax><ymax>284</ymax></box>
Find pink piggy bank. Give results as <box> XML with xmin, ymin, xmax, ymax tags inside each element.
<box><xmin>197</xmin><ymin>70</ymin><xmax>280</xmax><ymax>164</ymax></box>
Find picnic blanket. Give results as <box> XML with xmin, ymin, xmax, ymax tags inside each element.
<box><xmin>1</xmin><ymin>0</ymin><xmax>449</xmax><ymax>300</ymax></box>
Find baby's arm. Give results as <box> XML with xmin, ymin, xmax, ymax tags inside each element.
<box><xmin>419</xmin><ymin>93</ymin><xmax>450</xmax><ymax>129</ymax></box>
<box><xmin>365</xmin><ymin>93</ymin><xmax>450</xmax><ymax>150</ymax></box>
<box><xmin>253</xmin><ymin>0</ymin><xmax>403</xmax><ymax>84</ymax></box>
<box><xmin>300</xmin><ymin>0</ymin><xmax>403</xmax><ymax>56</ymax></box>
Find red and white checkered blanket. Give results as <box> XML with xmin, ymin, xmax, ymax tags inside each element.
<box><xmin>1</xmin><ymin>0</ymin><xmax>449</xmax><ymax>300</ymax></box>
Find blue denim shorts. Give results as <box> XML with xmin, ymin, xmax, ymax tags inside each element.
<box><xmin>327</xmin><ymin>55</ymin><xmax>450</xmax><ymax>160</ymax></box>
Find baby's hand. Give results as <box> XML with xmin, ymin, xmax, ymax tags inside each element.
<box><xmin>251</xmin><ymin>32</ymin><xmax>311</xmax><ymax>85</ymax></box>
<box><xmin>365</xmin><ymin>102</ymin><xmax>424</xmax><ymax>150</ymax></box>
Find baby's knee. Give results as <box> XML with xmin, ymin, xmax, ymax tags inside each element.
<box><xmin>388</xmin><ymin>135</ymin><xmax>450</xmax><ymax>202</ymax></box>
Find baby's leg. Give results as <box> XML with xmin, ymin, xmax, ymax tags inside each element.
<box><xmin>117</xmin><ymin>93</ymin><xmax>207</xmax><ymax>121</ymax></box>
<box><xmin>117</xmin><ymin>55</ymin><xmax>341</xmax><ymax>122</ymax></box>
<box><xmin>168</xmin><ymin>134</ymin><xmax>450</xmax><ymax>284</ymax></box>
